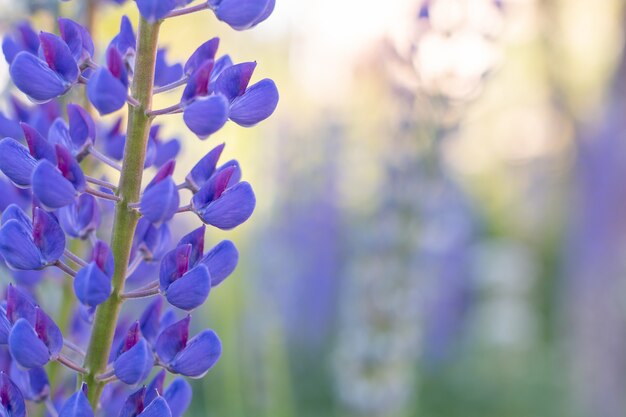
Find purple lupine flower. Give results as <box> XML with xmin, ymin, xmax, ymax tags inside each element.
<box><xmin>2</xmin><ymin>22</ymin><xmax>39</xmax><ymax>64</ymax></box>
<box><xmin>58</xmin><ymin>18</ymin><xmax>95</xmax><ymax>65</ymax></box>
<box><xmin>146</xmin><ymin>370</ymin><xmax>192</xmax><ymax>417</ymax></box>
<box><xmin>74</xmin><ymin>240</ymin><xmax>114</xmax><ymax>307</ymax></box>
<box><xmin>159</xmin><ymin>226</ymin><xmax>238</xmax><ymax>310</ymax></box>
<box><xmin>113</xmin><ymin>322</ymin><xmax>153</xmax><ymax>385</ymax></box>
<box><xmin>87</xmin><ymin>46</ymin><xmax>130</xmax><ymax>115</ymax></box>
<box><xmin>58</xmin><ymin>383</ymin><xmax>94</xmax><ymax>417</ymax></box>
<box><xmin>119</xmin><ymin>386</ymin><xmax>172</xmax><ymax>417</ymax></box>
<box><xmin>0</xmin><ymin>205</ymin><xmax>65</xmax><ymax>270</ymax></box>
<box><xmin>140</xmin><ymin>161</ymin><xmax>180</xmax><ymax>225</ymax></box>
<box><xmin>9</xmin><ymin>361</ymin><xmax>49</xmax><ymax>402</ymax></box>
<box><xmin>155</xmin><ymin>49</ymin><xmax>184</xmax><ymax>87</ymax></box>
<box><xmin>4</xmin><ymin>285</ymin><xmax>63</xmax><ymax>368</ymax></box>
<box><xmin>32</xmin><ymin>145</ymin><xmax>86</xmax><ymax>209</ymax></box>
<box><xmin>58</xmin><ymin>194</ymin><xmax>101</xmax><ymax>239</ymax></box>
<box><xmin>9</xmin><ymin>32</ymin><xmax>79</xmax><ymax>102</ymax></box>
<box><xmin>0</xmin><ymin>0</ymin><xmax>277</xmax><ymax>412</ymax></box>
<box><xmin>0</xmin><ymin>372</ymin><xmax>26</xmax><ymax>417</ymax></box>
<box><xmin>155</xmin><ymin>316</ymin><xmax>221</xmax><ymax>378</ymax></box>
<box><xmin>208</xmin><ymin>0</ymin><xmax>276</xmax><ymax>31</ymax></box>
<box><xmin>190</xmin><ymin>165</ymin><xmax>256</xmax><ymax>229</ymax></box>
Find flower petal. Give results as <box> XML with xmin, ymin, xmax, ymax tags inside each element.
<box><xmin>0</xmin><ymin>138</ymin><xmax>37</xmax><ymax>188</ymax></box>
<box><xmin>136</xmin><ymin>0</ymin><xmax>178</xmax><ymax>22</ymax></box>
<box><xmin>0</xmin><ymin>219</ymin><xmax>43</xmax><ymax>270</ymax></box>
<box><xmin>32</xmin><ymin>207</ymin><xmax>66</xmax><ymax>265</ymax></box>
<box><xmin>200</xmin><ymin>240</ymin><xmax>239</xmax><ymax>287</ymax></box>
<box><xmin>58</xmin><ymin>384</ymin><xmax>94</xmax><ymax>417</ymax></box>
<box><xmin>139</xmin><ymin>298</ymin><xmax>163</xmax><ymax>346</ymax></box>
<box><xmin>182</xmin><ymin>95</ymin><xmax>229</xmax><ymax>138</ymax></box>
<box><xmin>155</xmin><ymin>316</ymin><xmax>190</xmax><ymax>364</ymax></box>
<box><xmin>229</xmin><ymin>79</ymin><xmax>279</xmax><ymax>127</ymax></box>
<box><xmin>74</xmin><ymin>262</ymin><xmax>112</xmax><ymax>307</ymax></box>
<box><xmin>58</xmin><ymin>18</ymin><xmax>94</xmax><ymax>64</ymax></box>
<box><xmin>87</xmin><ymin>68</ymin><xmax>128</xmax><ymax>115</ymax></box>
<box><xmin>140</xmin><ymin>177</ymin><xmax>180</xmax><ymax>225</ymax></box>
<box><xmin>185</xmin><ymin>143</ymin><xmax>225</xmax><ymax>191</ymax></box>
<box><xmin>211</xmin><ymin>0</ymin><xmax>273</xmax><ymax>30</ymax></box>
<box><xmin>58</xmin><ymin>194</ymin><xmax>100</xmax><ymax>239</ymax></box>
<box><xmin>9</xmin><ymin>363</ymin><xmax>49</xmax><ymax>402</ymax></box>
<box><xmin>192</xmin><ymin>181</ymin><xmax>256</xmax><ymax>230</ymax></box>
<box><xmin>32</xmin><ymin>159</ymin><xmax>77</xmax><ymax>209</ymax></box>
<box><xmin>214</xmin><ymin>62</ymin><xmax>256</xmax><ymax>101</ymax></box>
<box><xmin>9</xmin><ymin>318</ymin><xmax>50</xmax><ymax>368</ymax></box>
<box><xmin>169</xmin><ymin>329</ymin><xmax>221</xmax><ymax>378</ymax></box>
<box><xmin>184</xmin><ymin>38</ymin><xmax>219</xmax><ymax>76</ymax></box>
<box><xmin>67</xmin><ymin>103</ymin><xmax>96</xmax><ymax>154</ymax></box>
<box><xmin>138</xmin><ymin>396</ymin><xmax>172</xmax><ymax>417</ymax></box>
<box><xmin>165</xmin><ymin>265</ymin><xmax>211</xmax><ymax>311</ymax></box>
<box><xmin>38</xmin><ymin>32</ymin><xmax>79</xmax><ymax>83</ymax></box>
<box><xmin>163</xmin><ymin>379</ymin><xmax>192</xmax><ymax>417</ymax></box>
<box><xmin>114</xmin><ymin>338</ymin><xmax>153</xmax><ymax>385</ymax></box>
<box><xmin>0</xmin><ymin>372</ymin><xmax>26</xmax><ymax>417</ymax></box>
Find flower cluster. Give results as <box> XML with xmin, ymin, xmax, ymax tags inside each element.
<box><xmin>0</xmin><ymin>0</ymin><xmax>277</xmax><ymax>415</ymax></box>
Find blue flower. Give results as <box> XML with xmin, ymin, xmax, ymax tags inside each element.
<box><xmin>0</xmin><ymin>206</ymin><xmax>65</xmax><ymax>270</ymax></box>
<box><xmin>32</xmin><ymin>145</ymin><xmax>86</xmax><ymax>210</ymax></box>
<box><xmin>87</xmin><ymin>47</ymin><xmax>129</xmax><ymax>115</ymax></box>
<box><xmin>155</xmin><ymin>316</ymin><xmax>221</xmax><ymax>378</ymax></box>
<box><xmin>113</xmin><ymin>322</ymin><xmax>154</xmax><ymax>385</ymax></box>
<box><xmin>191</xmin><ymin>165</ymin><xmax>256</xmax><ymax>229</ymax></box>
<box><xmin>208</xmin><ymin>0</ymin><xmax>276</xmax><ymax>31</ymax></box>
<box><xmin>119</xmin><ymin>386</ymin><xmax>173</xmax><ymax>417</ymax></box>
<box><xmin>9</xmin><ymin>32</ymin><xmax>79</xmax><ymax>102</ymax></box>
<box><xmin>4</xmin><ymin>286</ymin><xmax>63</xmax><ymax>368</ymax></box>
<box><xmin>58</xmin><ymin>384</ymin><xmax>94</xmax><ymax>417</ymax></box>
<box><xmin>0</xmin><ymin>372</ymin><xmax>26</xmax><ymax>417</ymax></box>
<box><xmin>140</xmin><ymin>160</ymin><xmax>180</xmax><ymax>225</ymax></box>
<box><xmin>2</xmin><ymin>22</ymin><xmax>39</xmax><ymax>64</ymax></box>
<box><xmin>58</xmin><ymin>194</ymin><xmax>101</xmax><ymax>239</ymax></box>
<box><xmin>74</xmin><ymin>240</ymin><xmax>114</xmax><ymax>307</ymax></box>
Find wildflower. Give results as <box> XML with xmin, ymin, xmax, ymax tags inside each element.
<box><xmin>74</xmin><ymin>241</ymin><xmax>114</xmax><ymax>307</ymax></box>
<box><xmin>0</xmin><ymin>206</ymin><xmax>65</xmax><ymax>271</ymax></box>
<box><xmin>154</xmin><ymin>316</ymin><xmax>222</xmax><ymax>378</ymax></box>
<box><xmin>113</xmin><ymin>323</ymin><xmax>153</xmax><ymax>385</ymax></box>
<box><xmin>9</xmin><ymin>32</ymin><xmax>79</xmax><ymax>102</ymax></box>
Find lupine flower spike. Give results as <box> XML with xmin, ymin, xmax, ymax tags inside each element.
<box><xmin>0</xmin><ymin>0</ymin><xmax>277</xmax><ymax>415</ymax></box>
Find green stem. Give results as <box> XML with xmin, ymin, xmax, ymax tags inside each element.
<box><xmin>82</xmin><ymin>17</ymin><xmax>161</xmax><ymax>407</ymax></box>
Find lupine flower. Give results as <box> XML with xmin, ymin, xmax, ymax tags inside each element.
<box><xmin>0</xmin><ymin>205</ymin><xmax>65</xmax><ymax>270</ymax></box>
<box><xmin>140</xmin><ymin>161</ymin><xmax>180</xmax><ymax>225</ymax></box>
<box><xmin>119</xmin><ymin>386</ymin><xmax>172</xmax><ymax>417</ymax></box>
<box><xmin>58</xmin><ymin>194</ymin><xmax>101</xmax><ymax>239</ymax></box>
<box><xmin>58</xmin><ymin>384</ymin><xmax>94</xmax><ymax>417</ymax></box>
<box><xmin>0</xmin><ymin>0</ymin><xmax>277</xmax><ymax>413</ymax></box>
<box><xmin>10</xmin><ymin>31</ymin><xmax>79</xmax><ymax>102</ymax></box>
<box><xmin>74</xmin><ymin>240</ymin><xmax>114</xmax><ymax>307</ymax></box>
<box><xmin>87</xmin><ymin>46</ymin><xmax>130</xmax><ymax>115</ymax></box>
<box><xmin>159</xmin><ymin>226</ymin><xmax>238</xmax><ymax>310</ymax></box>
<box><xmin>4</xmin><ymin>285</ymin><xmax>63</xmax><ymax>368</ymax></box>
<box><xmin>155</xmin><ymin>316</ymin><xmax>221</xmax><ymax>378</ymax></box>
<box><xmin>146</xmin><ymin>370</ymin><xmax>192</xmax><ymax>417</ymax></box>
<box><xmin>113</xmin><ymin>323</ymin><xmax>153</xmax><ymax>385</ymax></box>
<box><xmin>184</xmin><ymin>143</ymin><xmax>239</xmax><ymax>192</ymax></box>
<box><xmin>2</xmin><ymin>22</ymin><xmax>39</xmax><ymax>64</ymax></box>
<box><xmin>0</xmin><ymin>372</ymin><xmax>26</xmax><ymax>417</ymax></box>
<box><xmin>155</xmin><ymin>49</ymin><xmax>184</xmax><ymax>87</ymax></box>
<box><xmin>190</xmin><ymin>165</ymin><xmax>256</xmax><ymax>229</ymax></box>
<box><xmin>32</xmin><ymin>145</ymin><xmax>86</xmax><ymax>209</ymax></box>
<box><xmin>9</xmin><ymin>361</ymin><xmax>49</xmax><ymax>402</ymax></box>
<box><xmin>208</xmin><ymin>0</ymin><xmax>276</xmax><ymax>30</ymax></box>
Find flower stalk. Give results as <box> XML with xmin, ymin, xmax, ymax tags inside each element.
<box><xmin>81</xmin><ymin>17</ymin><xmax>161</xmax><ymax>406</ymax></box>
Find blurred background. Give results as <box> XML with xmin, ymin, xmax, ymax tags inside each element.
<box><xmin>2</xmin><ymin>0</ymin><xmax>626</xmax><ymax>416</ymax></box>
